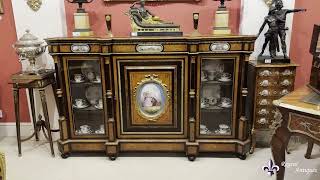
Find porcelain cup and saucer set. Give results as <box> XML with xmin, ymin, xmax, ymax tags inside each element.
<box><xmin>94</xmin><ymin>99</ymin><xmax>103</xmax><ymax>109</ymax></box>
<box><xmin>73</xmin><ymin>73</ymin><xmax>85</xmax><ymax>83</ymax></box>
<box><xmin>200</xmin><ymin>124</ymin><xmax>211</xmax><ymax>135</ymax></box>
<box><xmin>73</xmin><ymin>98</ymin><xmax>89</xmax><ymax>109</ymax></box>
<box><xmin>76</xmin><ymin>125</ymin><xmax>93</xmax><ymax>135</ymax></box>
<box><xmin>215</xmin><ymin>124</ymin><xmax>231</xmax><ymax>135</ymax></box>
<box><xmin>219</xmin><ymin>97</ymin><xmax>232</xmax><ymax>108</ymax></box>
<box><xmin>218</xmin><ymin>72</ymin><xmax>232</xmax><ymax>82</ymax></box>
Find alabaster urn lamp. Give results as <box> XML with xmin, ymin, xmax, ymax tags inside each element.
<box><xmin>66</xmin><ymin>0</ymin><xmax>94</xmax><ymax>37</ymax></box>
<box><xmin>13</xmin><ymin>30</ymin><xmax>47</xmax><ymax>75</ymax></box>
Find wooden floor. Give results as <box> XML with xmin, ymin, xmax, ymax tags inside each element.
<box><xmin>0</xmin><ymin>137</ymin><xmax>319</xmax><ymax>180</ymax></box>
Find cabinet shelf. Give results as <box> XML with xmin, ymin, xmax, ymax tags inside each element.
<box><xmin>201</xmin><ymin>80</ymin><xmax>232</xmax><ymax>85</ymax></box>
<box><xmin>201</xmin><ymin>106</ymin><xmax>232</xmax><ymax>112</ymax></box>
<box><xmin>73</xmin><ymin>106</ymin><xmax>103</xmax><ymax>112</ymax></box>
<box><xmin>70</xmin><ymin>82</ymin><xmax>101</xmax><ymax>86</ymax></box>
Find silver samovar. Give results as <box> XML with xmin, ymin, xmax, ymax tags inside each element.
<box><xmin>13</xmin><ymin>30</ymin><xmax>47</xmax><ymax>74</ymax></box>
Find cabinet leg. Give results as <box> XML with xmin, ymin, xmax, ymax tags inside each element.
<box><xmin>250</xmin><ymin>128</ymin><xmax>256</xmax><ymax>154</ymax></box>
<box><xmin>106</xmin><ymin>142</ymin><xmax>119</xmax><ymax>161</ymax></box>
<box><xmin>13</xmin><ymin>88</ymin><xmax>22</xmax><ymax>157</ymax></box>
<box><xmin>28</xmin><ymin>88</ymin><xmax>39</xmax><ymax>141</ymax></box>
<box><xmin>305</xmin><ymin>139</ymin><xmax>314</xmax><ymax>159</ymax></box>
<box><xmin>187</xmin><ymin>155</ymin><xmax>196</xmax><ymax>161</ymax></box>
<box><xmin>236</xmin><ymin>153</ymin><xmax>247</xmax><ymax>160</ymax></box>
<box><xmin>39</xmin><ymin>89</ymin><xmax>55</xmax><ymax>157</ymax></box>
<box><xmin>61</xmin><ymin>153</ymin><xmax>70</xmax><ymax>159</ymax></box>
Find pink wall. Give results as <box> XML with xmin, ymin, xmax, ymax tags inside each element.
<box><xmin>0</xmin><ymin>0</ymin><xmax>29</xmax><ymax>122</ymax></box>
<box><xmin>65</xmin><ymin>0</ymin><xmax>241</xmax><ymax>36</ymax></box>
<box><xmin>290</xmin><ymin>0</ymin><xmax>320</xmax><ymax>88</ymax></box>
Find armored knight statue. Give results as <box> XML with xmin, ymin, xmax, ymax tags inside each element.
<box><xmin>258</xmin><ymin>0</ymin><xmax>306</xmax><ymax>61</ymax></box>
<box><xmin>127</xmin><ymin>0</ymin><xmax>183</xmax><ymax>36</ymax></box>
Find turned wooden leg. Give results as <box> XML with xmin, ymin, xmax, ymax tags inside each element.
<box><xmin>250</xmin><ymin>128</ymin><xmax>256</xmax><ymax>154</ymax></box>
<box><xmin>305</xmin><ymin>139</ymin><xmax>314</xmax><ymax>159</ymax></box>
<box><xmin>13</xmin><ymin>88</ymin><xmax>22</xmax><ymax>157</ymax></box>
<box><xmin>271</xmin><ymin>127</ymin><xmax>291</xmax><ymax>180</ymax></box>
<box><xmin>39</xmin><ymin>89</ymin><xmax>55</xmax><ymax>157</ymax></box>
<box><xmin>28</xmin><ymin>88</ymin><xmax>39</xmax><ymax>141</ymax></box>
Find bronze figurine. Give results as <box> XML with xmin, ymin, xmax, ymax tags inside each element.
<box><xmin>258</xmin><ymin>0</ymin><xmax>306</xmax><ymax>59</ymax></box>
<box><xmin>66</xmin><ymin>0</ymin><xmax>94</xmax><ymax>13</ymax></box>
<box><xmin>127</xmin><ymin>0</ymin><xmax>182</xmax><ymax>36</ymax></box>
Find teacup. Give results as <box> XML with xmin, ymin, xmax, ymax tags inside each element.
<box><xmin>95</xmin><ymin>75</ymin><xmax>101</xmax><ymax>82</ymax></box>
<box><xmin>207</xmin><ymin>96</ymin><xmax>218</xmax><ymax>106</ymax></box>
<box><xmin>207</xmin><ymin>70</ymin><xmax>216</xmax><ymax>81</ymax></box>
<box><xmin>97</xmin><ymin>99</ymin><xmax>103</xmax><ymax>108</ymax></box>
<box><xmin>201</xmin><ymin>98</ymin><xmax>209</xmax><ymax>108</ymax></box>
<box><xmin>75</xmin><ymin>99</ymin><xmax>86</xmax><ymax>107</ymax></box>
<box><xmin>220</xmin><ymin>73</ymin><xmax>231</xmax><ymax>81</ymax></box>
<box><xmin>201</xmin><ymin>71</ymin><xmax>207</xmax><ymax>81</ymax></box>
<box><xmin>74</xmin><ymin>74</ymin><xmax>84</xmax><ymax>82</ymax></box>
<box><xmin>80</xmin><ymin>125</ymin><xmax>91</xmax><ymax>134</ymax></box>
<box><xmin>218</xmin><ymin>124</ymin><xmax>230</xmax><ymax>134</ymax></box>
<box><xmin>221</xmin><ymin>97</ymin><xmax>232</xmax><ymax>107</ymax></box>
<box><xmin>87</xmin><ymin>72</ymin><xmax>95</xmax><ymax>81</ymax></box>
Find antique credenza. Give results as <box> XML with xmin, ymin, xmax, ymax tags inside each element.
<box><xmin>46</xmin><ymin>36</ymin><xmax>256</xmax><ymax>160</ymax></box>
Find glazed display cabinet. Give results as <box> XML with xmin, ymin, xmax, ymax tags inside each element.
<box><xmin>46</xmin><ymin>36</ymin><xmax>256</xmax><ymax>160</ymax></box>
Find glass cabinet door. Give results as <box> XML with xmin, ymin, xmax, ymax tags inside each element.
<box><xmin>199</xmin><ymin>58</ymin><xmax>236</xmax><ymax>137</ymax></box>
<box><xmin>67</xmin><ymin>59</ymin><xmax>106</xmax><ymax>136</ymax></box>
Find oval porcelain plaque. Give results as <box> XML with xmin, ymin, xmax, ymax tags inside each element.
<box><xmin>71</xmin><ymin>44</ymin><xmax>90</xmax><ymax>53</ymax></box>
<box><xmin>210</xmin><ymin>42</ymin><xmax>230</xmax><ymax>52</ymax></box>
<box><xmin>136</xmin><ymin>44</ymin><xmax>164</xmax><ymax>53</ymax></box>
<box><xmin>136</xmin><ymin>82</ymin><xmax>166</xmax><ymax>118</ymax></box>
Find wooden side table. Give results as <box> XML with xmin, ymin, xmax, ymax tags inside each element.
<box><xmin>271</xmin><ymin>86</ymin><xmax>320</xmax><ymax>180</ymax></box>
<box><xmin>10</xmin><ymin>70</ymin><xmax>59</xmax><ymax>157</ymax></box>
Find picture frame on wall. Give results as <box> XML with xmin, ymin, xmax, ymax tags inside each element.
<box><xmin>0</xmin><ymin>0</ymin><xmax>3</xmax><ymax>14</ymax></box>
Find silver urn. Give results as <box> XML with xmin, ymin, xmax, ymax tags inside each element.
<box><xmin>13</xmin><ymin>30</ymin><xmax>47</xmax><ymax>74</ymax></box>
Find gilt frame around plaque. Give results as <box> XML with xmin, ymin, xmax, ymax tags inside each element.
<box><xmin>0</xmin><ymin>0</ymin><xmax>4</xmax><ymax>14</ymax></box>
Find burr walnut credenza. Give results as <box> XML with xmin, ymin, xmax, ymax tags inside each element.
<box><xmin>46</xmin><ymin>36</ymin><xmax>256</xmax><ymax>161</ymax></box>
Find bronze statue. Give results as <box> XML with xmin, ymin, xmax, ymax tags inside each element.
<box><xmin>127</xmin><ymin>0</ymin><xmax>182</xmax><ymax>36</ymax></box>
<box><xmin>258</xmin><ymin>0</ymin><xmax>306</xmax><ymax>59</ymax></box>
<box><xmin>258</xmin><ymin>7</ymin><xmax>279</xmax><ymax>58</ymax></box>
<box><xmin>274</xmin><ymin>0</ymin><xmax>306</xmax><ymax>58</ymax></box>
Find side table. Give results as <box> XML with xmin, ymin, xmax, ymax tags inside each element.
<box><xmin>10</xmin><ymin>70</ymin><xmax>59</xmax><ymax>157</ymax></box>
<box><xmin>271</xmin><ymin>86</ymin><xmax>320</xmax><ymax>180</ymax></box>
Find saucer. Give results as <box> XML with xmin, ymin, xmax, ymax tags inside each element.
<box><xmin>214</xmin><ymin>129</ymin><xmax>230</xmax><ymax>135</ymax></box>
<box><xmin>71</xmin><ymin>79</ymin><xmax>85</xmax><ymax>83</ymax></box>
<box><xmin>218</xmin><ymin>103</ymin><xmax>232</xmax><ymax>108</ymax></box>
<box><xmin>94</xmin><ymin>104</ymin><xmax>103</xmax><ymax>110</ymax></box>
<box><xmin>91</xmin><ymin>79</ymin><xmax>101</xmax><ymax>83</ymax></box>
<box><xmin>218</xmin><ymin>78</ymin><xmax>231</xmax><ymax>82</ymax></box>
<box><xmin>73</xmin><ymin>103</ymin><xmax>89</xmax><ymax>109</ymax></box>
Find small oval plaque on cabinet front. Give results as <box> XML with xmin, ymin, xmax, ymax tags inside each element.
<box><xmin>71</xmin><ymin>44</ymin><xmax>90</xmax><ymax>53</ymax></box>
<box><xmin>210</xmin><ymin>42</ymin><xmax>230</xmax><ymax>52</ymax></box>
<box><xmin>136</xmin><ymin>44</ymin><xmax>164</xmax><ymax>53</ymax></box>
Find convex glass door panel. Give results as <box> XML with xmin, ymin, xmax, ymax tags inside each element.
<box><xmin>199</xmin><ymin>58</ymin><xmax>236</xmax><ymax>137</ymax></box>
<box><xmin>67</xmin><ymin>59</ymin><xmax>105</xmax><ymax>136</ymax></box>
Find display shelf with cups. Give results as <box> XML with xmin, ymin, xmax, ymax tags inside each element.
<box><xmin>199</xmin><ymin>59</ymin><xmax>234</xmax><ymax>136</ymax></box>
<box><xmin>67</xmin><ymin>60</ymin><xmax>106</xmax><ymax>136</ymax></box>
